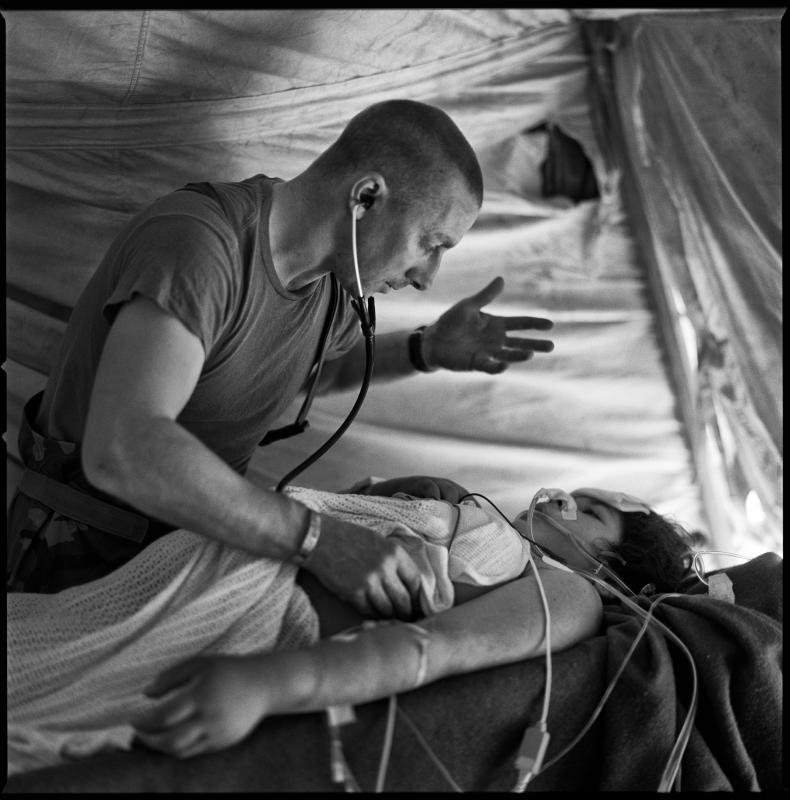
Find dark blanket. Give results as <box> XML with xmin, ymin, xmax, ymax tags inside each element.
<box><xmin>4</xmin><ymin>553</ymin><xmax>782</xmax><ymax>792</ymax></box>
<box><xmin>596</xmin><ymin>552</ymin><xmax>783</xmax><ymax>792</ymax></box>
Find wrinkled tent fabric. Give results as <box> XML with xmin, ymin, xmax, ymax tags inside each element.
<box><xmin>10</xmin><ymin>7</ymin><xmax>763</xmax><ymax>558</ymax></box>
<box><xmin>583</xmin><ymin>9</ymin><xmax>783</xmax><ymax>556</ymax></box>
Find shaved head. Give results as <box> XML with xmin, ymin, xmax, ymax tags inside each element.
<box><xmin>314</xmin><ymin>99</ymin><xmax>483</xmax><ymax>215</ymax></box>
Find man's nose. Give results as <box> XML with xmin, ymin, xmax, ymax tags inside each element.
<box><xmin>407</xmin><ymin>254</ymin><xmax>441</xmax><ymax>291</ymax></box>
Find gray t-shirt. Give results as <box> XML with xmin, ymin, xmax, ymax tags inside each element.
<box><xmin>37</xmin><ymin>174</ymin><xmax>360</xmax><ymax>474</ymax></box>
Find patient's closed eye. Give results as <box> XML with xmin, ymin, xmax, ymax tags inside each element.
<box><xmin>579</xmin><ymin>500</ymin><xmax>603</xmax><ymax>522</ymax></box>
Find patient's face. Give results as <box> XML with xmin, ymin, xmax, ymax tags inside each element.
<box><xmin>512</xmin><ymin>489</ymin><xmax>625</xmax><ymax>570</ymax></box>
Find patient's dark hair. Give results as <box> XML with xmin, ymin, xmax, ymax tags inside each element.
<box><xmin>314</xmin><ymin>99</ymin><xmax>483</xmax><ymax>212</ymax></box>
<box><xmin>603</xmin><ymin>511</ymin><xmax>708</xmax><ymax>595</ymax></box>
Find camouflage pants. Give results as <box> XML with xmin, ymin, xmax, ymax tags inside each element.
<box><xmin>7</xmin><ymin>392</ymin><xmax>173</xmax><ymax>593</ymax></box>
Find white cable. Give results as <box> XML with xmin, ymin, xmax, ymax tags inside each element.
<box><xmin>375</xmin><ymin>695</ymin><xmax>398</xmax><ymax>792</ymax></box>
<box><xmin>472</xmin><ymin>490</ymin><xmax>699</xmax><ymax>791</ymax></box>
<box><xmin>539</xmin><ymin>588</ymin><xmax>675</xmax><ymax>770</ymax></box>
<box><xmin>526</xmin><ymin>497</ymin><xmax>553</xmax><ymax>726</ymax></box>
<box><xmin>350</xmin><ymin>210</ymin><xmax>364</xmax><ymax>299</ymax></box>
<box><xmin>510</xmin><ymin>494</ymin><xmax>553</xmax><ymax>792</ymax></box>
<box><xmin>424</xmin><ymin>491</ymin><xmax>704</xmax><ymax>791</ymax></box>
<box><xmin>531</xmin><ymin>508</ymin><xmax>636</xmax><ymax>598</ymax></box>
<box><xmin>692</xmin><ymin>549</ymin><xmax>750</xmax><ymax>586</ymax></box>
<box><xmin>396</xmin><ymin>707</ymin><xmax>464</xmax><ymax>792</ymax></box>
<box><xmin>463</xmin><ymin>491</ymin><xmax>553</xmax><ymax>792</ymax></box>
<box><xmin>544</xmin><ymin>577</ymin><xmax>699</xmax><ymax>792</ymax></box>
<box><xmin>328</xmin><ymin>724</ymin><xmax>361</xmax><ymax>792</ymax></box>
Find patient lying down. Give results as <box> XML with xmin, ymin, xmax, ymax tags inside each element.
<box><xmin>7</xmin><ymin>479</ymin><xmax>700</xmax><ymax>773</ymax></box>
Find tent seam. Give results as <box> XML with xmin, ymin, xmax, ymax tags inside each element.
<box><xmin>121</xmin><ymin>10</ymin><xmax>152</xmax><ymax>106</ymax></box>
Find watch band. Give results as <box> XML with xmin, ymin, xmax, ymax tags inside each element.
<box><xmin>408</xmin><ymin>326</ymin><xmax>437</xmax><ymax>373</ymax></box>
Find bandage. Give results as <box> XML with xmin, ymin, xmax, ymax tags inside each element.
<box><xmin>573</xmin><ymin>488</ymin><xmax>651</xmax><ymax>515</ymax></box>
<box><xmin>535</xmin><ymin>488</ymin><xmax>578</xmax><ymax>520</ymax></box>
<box><xmin>402</xmin><ymin>622</ymin><xmax>431</xmax><ymax>686</ymax></box>
<box><xmin>708</xmin><ymin>572</ymin><xmax>735</xmax><ymax>603</ymax></box>
<box><xmin>332</xmin><ymin>620</ymin><xmax>431</xmax><ymax>690</ymax></box>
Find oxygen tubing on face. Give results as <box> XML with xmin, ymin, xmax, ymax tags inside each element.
<box><xmin>320</xmin><ymin>487</ymin><xmax>738</xmax><ymax>791</ymax></box>
<box><xmin>462</xmin><ymin>489</ymin><xmax>700</xmax><ymax>792</ymax></box>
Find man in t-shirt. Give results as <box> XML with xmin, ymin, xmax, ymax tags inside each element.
<box><xmin>7</xmin><ymin>99</ymin><xmax>554</xmax><ymax>620</ymax></box>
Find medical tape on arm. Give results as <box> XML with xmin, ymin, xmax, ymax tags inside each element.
<box><xmin>332</xmin><ymin>620</ymin><xmax>432</xmax><ymax>690</ymax></box>
<box><xmin>401</xmin><ymin>622</ymin><xmax>431</xmax><ymax>687</ymax></box>
<box><xmin>365</xmin><ymin>620</ymin><xmax>431</xmax><ymax>688</ymax></box>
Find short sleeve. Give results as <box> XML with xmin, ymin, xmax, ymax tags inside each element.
<box><xmin>104</xmin><ymin>215</ymin><xmax>238</xmax><ymax>356</ymax></box>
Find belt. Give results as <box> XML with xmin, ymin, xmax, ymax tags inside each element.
<box><xmin>19</xmin><ymin>468</ymin><xmax>148</xmax><ymax>544</ymax></box>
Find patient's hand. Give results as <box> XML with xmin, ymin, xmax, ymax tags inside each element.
<box><xmin>133</xmin><ymin>654</ymin><xmax>290</xmax><ymax>758</ymax></box>
<box><xmin>364</xmin><ymin>475</ymin><xmax>470</xmax><ymax>503</ymax></box>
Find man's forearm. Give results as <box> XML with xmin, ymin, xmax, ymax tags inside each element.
<box><xmin>84</xmin><ymin>412</ymin><xmax>309</xmax><ymax>560</ymax></box>
<box><xmin>320</xmin><ymin>330</ymin><xmax>426</xmax><ymax>392</ymax></box>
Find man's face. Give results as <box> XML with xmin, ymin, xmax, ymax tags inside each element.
<box><xmin>342</xmin><ymin>177</ymin><xmax>480</xmax><ymax>296</ymax></box>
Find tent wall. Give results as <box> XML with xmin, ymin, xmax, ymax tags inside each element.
<box><xmin>582</xmin><ymin>8</ymin><xmax>783</xmax><ymax>556</ymax></box>
<box><xmin>7</xmin><ymin>10</ymin><xmax>709</xmax><ymax>541</ymax></box>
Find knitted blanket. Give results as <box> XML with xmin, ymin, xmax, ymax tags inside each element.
<box><xmin>7</xmin><ymin>487</ymin><xmax>528</xmax><ymax>775</ymax></box>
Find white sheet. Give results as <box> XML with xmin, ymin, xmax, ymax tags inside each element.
<box><xmin>6</xmin><ymin>487</ymin><xmax>528</xmax><ymax>775</ymax></box>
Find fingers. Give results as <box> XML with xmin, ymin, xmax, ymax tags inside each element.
<box><xmin>311</xmin><ymin>519</ymin><xmax>426</xmax><ymax>621</ymax></box>
<box><xmin>503</xmin><ymin>336</ymin><xmax>554</xmax><ymax>354</ymax></box>
<box><xmin>477</xmin><ymin>358</ymin><xmax>509</xmax><ymax>375</ymax></box>
<box><xmin>503</xmin><ymin>315</ymin><xmax>554</xmax><ymax>332</ymax></box>
<box><xmin>134</xmin><ymin>683</ymin><xmax>209</xmax><ymax>758</ymax></box>
<box><xmin>135</xmin><ymin>718</ymin><xmax>208</xmax><ymax>758</ymax></box>
<box><xmin>497</xmin><ymin>349</ymin><xmax>533</xmax><ymax>363</ymax></box>
<box><xmin>135</xmin><ymin>684</ymin><xmax>197</xmax><ymax>735</ymax></box>
<box><xmin>466</xmin><ymin>281</ymin><xmax>553</xmax><ymax>331</ymax></box>
<box><xmin>466</xmin><ymin>276</ymin><xmax>505</xmax><ymax>309</ymax></box>
<box><xmin>134</xmin><ymin>663</ymin><xmax>226</xmax><ymax>759</ymax></box>
<box><xmin>398</xmin><ymin>560</ymin><xmax>425</xmax><ymax>618</ymax></box>
<box><xmin>365</xmin><ymin>563</ymin><xmax>422</xmax><ymax>620</ymax></box>
<box><xmin>143</xmin><ymin>659</ymin><xmax>199</xmax><ymax>699</ymax></box>
<box><xmin>468</xmin><ymin>329</ymin><xmax>554</xmax><ymax>374</ymax></box>
<box><xmin>354</xmin><ymin>547</ymin><xmax>423</xmax><ymax>621</ymax></box>
<box><xmin>359</xmin><ymin>583</ymin><xmax>393</xmax><ymax>618</ymax></box>
<box><xmin>469</xmin><ymin>351</ymin><xmax>523</xmax><ymax>373</ymax></box>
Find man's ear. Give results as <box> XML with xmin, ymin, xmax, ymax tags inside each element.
<box><xmin>349</xmin><ymin>173</ymin><xmax>387</xmax><ymax>218</ymax></box>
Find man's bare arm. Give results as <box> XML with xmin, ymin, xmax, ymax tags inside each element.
<box><xmin>82</xmin><ymin>295</ymin><xmax>308</xmax><ymax>560</ymax></box>
<box><xmin>81</xmin><ymin>296</ymin><xmax>423</xmax><ymax>619</ymax></box>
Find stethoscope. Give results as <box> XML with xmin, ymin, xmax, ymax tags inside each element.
<box><xmin>262</xmin><ymin>201</ymin><xmax>376</xmax><ymax>492</ymax></box>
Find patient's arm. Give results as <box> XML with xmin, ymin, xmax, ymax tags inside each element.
<box><xmin>133</xmin><ymin>567</ymin><xmax>601</xmax><ymax>758</ymax></box>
